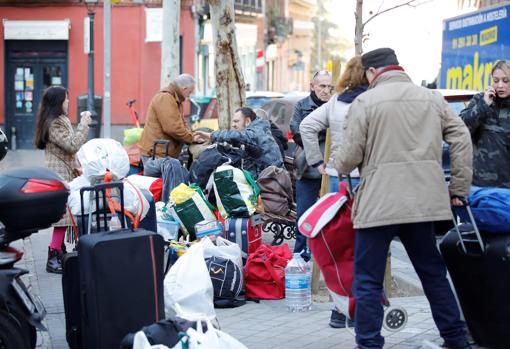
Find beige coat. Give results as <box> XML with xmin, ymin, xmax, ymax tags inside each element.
<box><xmin>334</xmin><ymin>70</ymin><xmax>472</xmax><ymax>229</ymax></box>
<box><xmin>45</xmin><ymin>115</ymin><xmax>89</xmax><ymax>226</ymax></box>
<box><xmin>138</xmin><ymin>83</ymin><xmax>193</xmax><ymax>158</ymax></box>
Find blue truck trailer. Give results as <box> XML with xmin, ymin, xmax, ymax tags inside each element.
<box><xmin>440</xmin><ymin>2</ymin><xmax>510</xmax><ymax>90</ymax></box>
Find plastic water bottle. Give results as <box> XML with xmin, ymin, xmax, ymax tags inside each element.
<box><xmin>109</xmin><ymin>214</ymin><xmax>122</xmax><ymax>231</ymax></box>
<box><xmin>285</xmin><ymin>253</ymin><xmax>312</xmax><ymax>312</ymax></box>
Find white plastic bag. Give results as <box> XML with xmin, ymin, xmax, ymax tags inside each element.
<box><xmin>202</xmin><ymin>237</ymin><xmax>243</xmax><ymax>270</ymax></box>
<box><xmin>68</xmin><ymin>175</ymin><xmax>93</xmax><ymax>215</ymax></box>
<box><xmin>124</xmin><ymin>179</ymin><xmax>150</xmax><ymax>222</ymax></box>
<box><xmin>67</xmin><ymin>176</ymin><xmax>149</xmax><ymax>222</ymax></box>
<box><xmin>77</xmin><ymin>138</ymin><xmax>130</xmax><ymax>182</ymax></box>
<box><xmin>133</xmin><ymin>331</ymin><xmax>170</xmax><ymax>349</ymax></box>
<box><xmin>164</xmin><ymin>241</ymin><xmax>216</xmax><ymax>321</ymax></box>
<box><xmin>185</xmin><ymin>320</ymin><xmax>248</xmax><ymax>349</ymax></box>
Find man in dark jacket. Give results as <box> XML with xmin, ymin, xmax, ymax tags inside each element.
<box><xmin>290</xmin><ymin>70</ymin><xmax>333</xmax><ymax>259</ymax></box>
<box><xmin>194</xmin><ymin>107</ymin><xmax>283</xmax><ymax>178</ymax></box>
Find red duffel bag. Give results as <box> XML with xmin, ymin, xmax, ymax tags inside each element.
<box><xmin>244</xmin><ymin>244</ymin><xmax>292</xmax><ymax>300</ymax></box>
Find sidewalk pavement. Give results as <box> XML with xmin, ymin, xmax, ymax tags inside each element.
<box><xmin>3</xmin><ymin>150</ymin><xmax>485</xmax><ymax>348</ymax></box>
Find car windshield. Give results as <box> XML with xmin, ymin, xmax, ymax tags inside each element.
<box><xmin>247</xmin><ymin>97</ymin><xmax>273</xmax><ymax>109</ymax></box>
<box><xmin>448</xmin><ymin>101</ymin><xmax>470</xmax><ymax>115</ymax></box>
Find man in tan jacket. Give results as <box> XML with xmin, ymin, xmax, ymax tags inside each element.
<box><xmin>138</xmin><ymin>74</ymin><xmax>196</xmax><ymax>160</ymax></box>
<box><xmin>335</xmin><ymin>48</ymin><xmax>473</xmax><ymax>349</ymax></box>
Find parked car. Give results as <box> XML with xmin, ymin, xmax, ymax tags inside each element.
<box><xmin>246</xmin><ymin>91</ymin><xmax>284</xmax><ymax>109</ymax></box>
<box><xmin>189</xmin><ymin>91</ymin><xmax>285</xmax><ymax>131</ymax></box>
<box><xmin>439</xmin><ymin>89</ymin><xmax>477</xmax><ymax>179</ymax></box>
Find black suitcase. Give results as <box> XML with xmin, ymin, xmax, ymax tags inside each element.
<box><xmin>62</xmin><ymin>251</ymin><xmax>81</xmax><ymax>349</ymax></box>
<box><xmin>439</xmin><ymin>204</ymin><xmax>510</xmax><ymax>349</ymax></box>
<box><xmin>78</xmin><ymin>182</ymin><xmax>165</xmax><ymax>349</ymax></box>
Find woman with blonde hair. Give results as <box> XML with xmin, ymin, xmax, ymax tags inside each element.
<box><xmin>300</xmin><ymin>55</ymin><xmax>369</xmax><ymax>193</ymax></box>
<box><xmin>460</xmin><ymin>60</ymin><xmax>510</xmax><ymax>188</ymax></box>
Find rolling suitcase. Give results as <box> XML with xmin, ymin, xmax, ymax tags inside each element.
<box><xmin>439</xmin><ymin>204</ymin><xmax>510</xmax><ymax>349</ymax></box>
<box><xmin>78</xmin><ymin>182</ymin><xmax>165</xmax><ymax>349</ymax></box>
<box><xmin>224</xmin><ymin>214</ymin><xmax>263</xmax><ymax>262</ymax></box>
<box><xmin>62</xmin><ymin>251</ymin><xmax>81</xmax><ymax>349</ymax></box>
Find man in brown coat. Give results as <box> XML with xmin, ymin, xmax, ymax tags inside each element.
<box><xmin>138</xmin><ymin>74</ymin><xmax>196</xmax><ymax>160</ymax></box>
<box><xmin>335</xmin><ymin>48</ymin><xmax>473</xmax><ymax>349</ymax></box>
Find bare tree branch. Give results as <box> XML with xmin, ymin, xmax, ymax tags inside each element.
<box><xmin>376</xmin><ymin>0</ymin><xmax>386</xmax><ymax>15</ymax></box>
<box><xmin>363</xmin><ymin>0</ymin><xmax>426</xmax><ymax>28</ymax></box>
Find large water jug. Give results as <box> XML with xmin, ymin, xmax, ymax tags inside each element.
<box><xmin>285</xmin><ymin>253</ymin><xmax>312</xmax><ymax>312</ymax></box>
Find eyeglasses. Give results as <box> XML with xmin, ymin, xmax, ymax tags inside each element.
<box><xmin>317</xmin><ymin>84</ymin><xmax>334</xmax><ymax>91</ymax></box>
<box><xmin>313</xmin><ymin>70</ymin><xmax>331</xmax><ymax>79</ymax></box>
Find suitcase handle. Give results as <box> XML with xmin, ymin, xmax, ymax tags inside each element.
<box><xmin>451</xmin><ymin>200</ymin><xmax>485</xmax><ymax>255</ymax></box>
<box><xmin>152</xmin><ymin>139</ymin><xmax>171</xmax><ymax>160</ymax></box>
<box><xmin>79</xmin><ymin>181</ymin><xmax>127</xmax><ymax>234</ymax></box>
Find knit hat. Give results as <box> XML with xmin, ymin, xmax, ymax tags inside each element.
<box><xmin>361</xmin><ymin>48</ymin><xmax>399</xmax><ymax>69</ymax></box>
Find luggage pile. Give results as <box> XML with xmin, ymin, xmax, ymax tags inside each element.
<box><xmin>61</xmin><ymin>137</ymin><xmax>300</xmax><ymax>349</ymax></box>
<box><xmin>440</xmin><ymin>194</ymin><xmax>510</xmax><ymax>349</ymax></box>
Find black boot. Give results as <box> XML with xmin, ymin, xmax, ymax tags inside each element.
<box><xmin>46</xmin><ymin>247</ymin><xmax>63</xmax><ymax>274</ymax></box>
<box><xmin>60</xmin><ymin>242</ymin><xmax>68</xmax><ymax>256</ymax></box>
<box><xmin>329</xmin><ymin>308</ymin><xmax>355</xmax><ymax>328</ymax></box>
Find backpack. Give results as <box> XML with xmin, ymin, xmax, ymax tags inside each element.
<box><xmin>256</xmin><ymin>166</ymin><xmax>293</xmax><ymax>216</ymax></box>
<box><xmin>297</xmin><ymin>182</ymin><xmax>356</xmax><ymax>319</ymax></box>
<box><xmin>205</xmin><ymin>256</ymin><xmax>245</xmax><ymax>308</ymax></box>
<box><xmin>466</xmin><ymin>186</ymin><xmax>510</xmax><ymax>233</ymax></box>
<box><xmin>189</xmin><ymin>145</ymin><xmax>230</xmax><ymax>190</ymax></box>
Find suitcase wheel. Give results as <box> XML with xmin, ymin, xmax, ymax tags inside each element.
<box><xmin>382</xmin><ymin>306</ymin><xmax>408</xmax><ymax>332</ymax></box>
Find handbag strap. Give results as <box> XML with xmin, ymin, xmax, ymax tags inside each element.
<box><xmin>261</xmin><ymin>257</ymin><xmax>284</xmax><ymax>294</ymax></box>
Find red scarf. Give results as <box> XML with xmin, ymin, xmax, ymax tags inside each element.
<box><xmin>371</xmin><ymin>65</ymin><xmax>404</xmax><ymax>85</ymax></box>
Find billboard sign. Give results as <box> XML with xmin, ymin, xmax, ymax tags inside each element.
<box><xmin>440</xmin><ymin>3</ymin><xmax>510</xmax><ymax>90</ymax></box>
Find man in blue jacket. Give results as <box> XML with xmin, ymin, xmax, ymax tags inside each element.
<box><xmin>194</xmin><ymin>107</ymin><xmax>283</xmax><ymax>178</ymax></box>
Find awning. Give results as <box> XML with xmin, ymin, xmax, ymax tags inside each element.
<box><xmin>3</xmin><ymin>20</ymin><xmax>71</xmax><ymax>40</ymax></box>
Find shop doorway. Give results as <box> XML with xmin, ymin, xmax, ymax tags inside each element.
<box><xmin>4</xmin><ymin>40</ymin><xmax>68</xmax><ymax>149</ymax></box>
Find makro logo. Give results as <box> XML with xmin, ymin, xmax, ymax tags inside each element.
<box><xmin>480</xmin><ymin>26</ymin><xmax>498</xmax><ymax>46</ymax></box>
<box><xmin>446</xmin><ymin>52</ymin><xmax>494</xmax><ymax>90</ymax></box>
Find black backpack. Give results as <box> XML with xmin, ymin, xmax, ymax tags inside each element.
<box><xmin>189</xmin><ymin>144</ymin><xmax>243</xmax><ymax>189</ymax></box>
<box><xmin>205</xmin><ymin>256</ymin><xmax>245</xmax><ymax>308</ymax></box>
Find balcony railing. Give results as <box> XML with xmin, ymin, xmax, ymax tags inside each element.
<box><xmin>234</xmin><ymin>0</ymin><xmax>263</xmax><ymax>14</ymax></box>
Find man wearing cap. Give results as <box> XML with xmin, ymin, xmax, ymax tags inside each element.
<box><xmin>334</xmin><ymin>48</ymin><xmax>473</xmax><ymax>349</ymax></box>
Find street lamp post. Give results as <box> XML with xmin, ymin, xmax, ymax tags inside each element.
<box><xmin>87</xmin><ymin>9</ymin><xmax>95</xmax><ymax>118</ymax></box>
<box><xmin>84</xmin><ymin>0</ymin><xmax>97</xmax><ymax>128</ymax></box>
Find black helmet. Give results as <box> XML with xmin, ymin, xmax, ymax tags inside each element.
<box><xmin>0</xmin><ymin>129</ymin><xmax>8</xmax><ymax>162</ymax></box>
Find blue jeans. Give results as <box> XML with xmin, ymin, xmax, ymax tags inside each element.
<box><xmin>354</xmin><ymin>222</ymin><xmax>466</xmax><ymax>349</ymax></box>
<box><xmin>329</xmin><ymin>176</ymin><xmax>360</xmax><ymax>193</ymax></box>
<box><xmin>294</xmin><ymin>177</ymin><xmax>322</xmax><ymax>258</ymax></box>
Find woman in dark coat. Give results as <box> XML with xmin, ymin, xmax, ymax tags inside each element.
<box><xmin>460</xmin><ymin>60</ymin><xmax>510</xmax><ymax>188</ymax></box>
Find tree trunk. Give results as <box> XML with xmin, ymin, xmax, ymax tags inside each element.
<box><xmin>161</xmin><ymin>0</ymin><xmax>180</xmax><ymax>88</ymax></box>
<box><xmin>207</xmin><ymin>0</ymin><xmax>246</xmax><ymax>130</ymax></box>
<box><xmin>354</xmin><ymin>0</ymin><xmax>364</xmax><ymax>55</ymax></box>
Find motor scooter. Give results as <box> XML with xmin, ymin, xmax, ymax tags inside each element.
<box><xmin>0</xmin><ymin>129</ymin><xmax>69</xmax><ymax>348</ymax></box>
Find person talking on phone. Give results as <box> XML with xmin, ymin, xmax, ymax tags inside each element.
<box><xmin>460</xmin><ymin>60</ymin><xmax>510</xmax><ymax>188</ymax></box>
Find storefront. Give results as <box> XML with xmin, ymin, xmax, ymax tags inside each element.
<box><xmin>3</xmin><ymin>21</ymin><xmax>69</xmax><ymax>149</ymax></box>
<box><xmin>1</xmin><ymin>2</ymin><xmax>196</xmax><ymax>149</ymax></box>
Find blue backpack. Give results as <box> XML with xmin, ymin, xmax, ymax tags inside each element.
<box><xmin>468</xmin><ymin>186</ymin><xmax>510</xmax><ymax>233</ymax></box>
